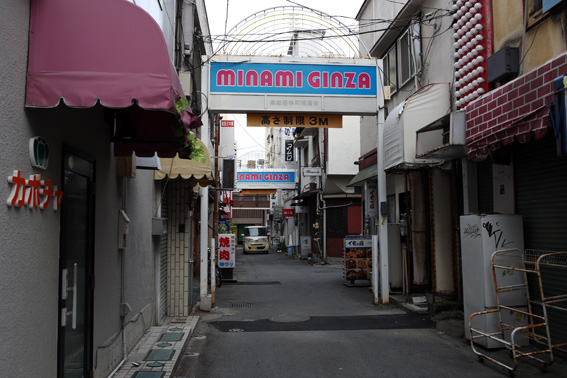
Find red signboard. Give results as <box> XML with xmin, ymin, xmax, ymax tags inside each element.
<box><xmin>283</xmin><ymin>208</ymin><xmax>294</xmax><ymax>217</ymax></box>
<box><xmin>220</xmin><ymin>120</ymin><xmax>234</xmax><ymax>127</ymax></box>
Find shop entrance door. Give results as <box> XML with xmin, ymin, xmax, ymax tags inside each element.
<box><xmin>57</xmin><ymin>149</ymin><xmax>95</xmax><ymax>378</ymax></box>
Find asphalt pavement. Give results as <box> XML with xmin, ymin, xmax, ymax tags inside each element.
<box><xmin>173</xmin><ymin>247</ymin><xmax>567</xmax><ymax>378</ymax></box>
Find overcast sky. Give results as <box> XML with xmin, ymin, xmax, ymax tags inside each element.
<box><xmin>204</xmin><ymin>0</ymin><xmax>364</xmax><ymax>155</ymax></box>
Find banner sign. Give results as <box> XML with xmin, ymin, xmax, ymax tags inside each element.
<box><xmin>211</xmin><ymin>62</ymin><xmax>377</xmax><ymax>96</ymax></box>
<box><xmin>247</xmin><ymin>113</ymin><xmax>342</xmax><ymax>128</ymax></box>
<box><xmin>218</xmin><ymin>233</ymin><xmax>236</xmax><ymax>268</ymax></box>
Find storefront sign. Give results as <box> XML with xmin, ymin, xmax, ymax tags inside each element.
<box><xmin>344</xmin><ymin>236</ymin><xmax>373</xmax><ymax>282</ymax></box>
<box><xmin>284</xmin><ymin>208</ymin><xmax>295</xmax><ymax>217</ymax></box>
<box><xmin>273</xmin><ymin>206</ymin><xmax>283</xmax><ymax>220</ymax></box>
<box><xmin>7</xmin><ymin>170</ymin><xmax>63</xmax><ymax>210</ymax></box>
<box><xmin>303</xmin><ymin>167</ymin><xmax>322</xmax><ymax>176</ymax></box>
<box><xmin>247</xmin><ymin>113</ymin><xmax>342</xmax><ymax>128</ymax></box>
<box><xmin>29</xmin><ymin>136</ymin><xmax>49</xmax><ymax>170</ymax></box>
<box><xmin>220</xmin><ymin>120</ymin><xmax>234</xmax><ymax>127</ymax></box>
<box><xmin>218</xmin><ymin>233</ymin><xmax>236</xmax><ymax>268</ymax></box>
<box><xmin>365</xmin><ymin>181</ymin><xmax>378</xmax><ymax>218</ymax></box>
<box><xmin>285</xmin><ymin>140</ymin><xmax>294</xmax><ymax>162</ymax></box>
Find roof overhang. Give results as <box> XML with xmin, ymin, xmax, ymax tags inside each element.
<box><xmin>347</xmin><ymin>164</ymin><xmax>377</xmax><ymax>187</ymax></box>
<box><xmin>154</xmin><ymin>139</ymin><xmax>213</xmax><ymax>187</ymax></box>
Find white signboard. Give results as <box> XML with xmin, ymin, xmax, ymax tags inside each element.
<box><xmin>218</xmin><ymin>233</ymin><xmax>236</xmax><ymax>268</ymax></box>
<box><xmin>303</xmin><ymin>167</ymin><xmax>322</xmax><ymax>176</ymax></box>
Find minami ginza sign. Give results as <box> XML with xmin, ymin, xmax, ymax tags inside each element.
<box><xmin>205</xmin><ymin>56</ymin><xmax>381</xmax><ymax>115</ymax></box>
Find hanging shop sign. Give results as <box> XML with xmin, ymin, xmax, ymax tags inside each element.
<box><xmin>218</xmin><ymin>233</ymin><xmax>236</xmax><ymax>268</ymax></box>
<box><xmin>206</xmin><ymin>56</ymin><xmax>380</xmax><ymax>115</ymax></box>
<box><xmin>285</xmin><ymin>140</ymin><xmax>294</xmax><ymax>162</ymax></box>
<box><xmin>247</xmin><ymin>113</ymin><xmax>342</xmax><ymax>128</ymax></box>
<box><xmin>273</xmin><ymin>206</ymin><xmax>284</xmax><ymax>220</ymax></box>
<box><xmin>344</xmin><ymin>236</ymin><xmax>373</xmax><ymax>283</ymax></box>
<box><xmin>303</xmin><ymin>167</ymin><xmax>322</xmax><ymax>176</ymax></box>
<box><xmin>7</xmin><ymin>170</ymin><xmax>63</xmax><ymax>210</ymax></box>
<box><xmin>284</xmin><ymin>208</ymin><xmax>295</xmax><ymax>217</ymax></box>
<box><xmin>365</xmin><ymin>181</ymin><xmax>378</xmax><ymax>218</ymax></box>
<box><xmin>236</xmin><ymin>169</ymin><xmax>296</xmax><ymax>190</ymax></box>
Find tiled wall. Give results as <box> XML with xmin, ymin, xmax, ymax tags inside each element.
<box><xmin>465</xmin><ymin>52</ymin><xmax>567</xmax><ymax>158</ymax></box>
<box><xmin>167</xmin><ymin>181</ymin><xmax>192</xmax><ymax>316</ymax></box>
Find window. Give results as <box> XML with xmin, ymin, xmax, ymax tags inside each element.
<box><xmin>382</xmin><ymin>22</ymin><xmax>422</xmax><ymax>93</ymax></box>
<box><xmin>383</xmin><ymin>45</ymin><xmax>397</xmax><ymax>93</ymax></box>
<box><xmin>543</xmin><ymin>0</ymin><xmax>565</xmax><ymax>12</ymax></box>
<box><xmin>399</xmin><ymin>22</ymin><xmax>422</xmax><ymax>86</ymax></box>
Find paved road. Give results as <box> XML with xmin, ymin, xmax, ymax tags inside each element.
<box><xmin>174</xmin><ymin>248</ymin><xmax>566</xmax><ymax>378</ymax></box>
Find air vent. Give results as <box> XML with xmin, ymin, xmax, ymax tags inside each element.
<box><xmin>487</xmin><ymin>47</ymin><xmax>519</xmax><ymax>84</ymax></box>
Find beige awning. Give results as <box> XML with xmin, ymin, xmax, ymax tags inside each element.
<box><xmin>154</xmin><ymin>140</ymin><xmax>213</xmax><ymax>187</ymax></box>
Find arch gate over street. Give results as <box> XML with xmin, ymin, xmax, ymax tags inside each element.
<box><xmin>197</xmin><ymin>7</ymin><xmax>388</xmax><ymax>309</ymax></box>
<box><xmin>198</xmin><ymin>54</ymin><xmax>390</xmax><ymax>307</ymax></box>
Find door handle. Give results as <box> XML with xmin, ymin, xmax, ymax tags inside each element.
<box><xmin>60</xmin><ymin>263</ymin><xmax>78</xmax><ymax>329</ymax></box>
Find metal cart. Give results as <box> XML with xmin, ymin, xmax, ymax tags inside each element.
<box><xmin>468</xmin><ymin>249</ymin><xmax>567</xmax><ymax>375</ymax></box>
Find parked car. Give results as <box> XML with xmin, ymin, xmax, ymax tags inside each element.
<box><xmin>243</xmin><ymin>226</ymin><xmax>269</xmax><ymax>254</ymax></box>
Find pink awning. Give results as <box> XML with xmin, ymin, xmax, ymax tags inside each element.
<box><xmin>26</xmin><ymin>0</ymin><xmax>202</xmax><ymax>157</ymax></box>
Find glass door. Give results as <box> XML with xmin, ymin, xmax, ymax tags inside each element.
<box><xmin>58</xmin><ymin>149</ymin><xmax>95</xmax><ymax>378</ymax></box>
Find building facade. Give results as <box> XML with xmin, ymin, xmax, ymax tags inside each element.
<box><xmin>0</xmin><ymin>0</ymin><xmax>208</xmax><ymax>376</ymax></box>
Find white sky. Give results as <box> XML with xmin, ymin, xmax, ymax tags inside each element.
<box><xmin>204</xmin><ymin>0</ymin><xmax>364</xmax><ymax>156</ymax></box>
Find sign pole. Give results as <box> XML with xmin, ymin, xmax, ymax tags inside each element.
<box><xmin>376</xmin><ymin>59</ymin><xmax>389</xmax><ymax>305</ymax></box>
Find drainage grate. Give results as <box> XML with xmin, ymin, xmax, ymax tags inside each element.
<box><xmin>231</xmin><ymin>303</ymin><xmax>253</xmax><ymax>308</ymax></box>
<box><xmin>225</xmin><ymin>281</ymin><xmax>281</xmax><ymax>285</ymax></box>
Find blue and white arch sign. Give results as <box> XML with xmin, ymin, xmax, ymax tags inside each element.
<box><xmin>206</xmin><ymin>56</ymin><xmax>381</xmax><ymax>115</ymax></box>
<box><xmin>211</xmin><ymin>62</ymin><xmax>377</xmax><ymax>96</ymax></box>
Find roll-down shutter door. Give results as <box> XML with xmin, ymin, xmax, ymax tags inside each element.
<box><xmin>514</xmin><ymin>134</ymin><xmax>567</xmax><ymax>345</ymax></box>
<box><xmin>159</xmin><ymin>191</ymin><xmax>168</xmax><ymax>324</ymax></box>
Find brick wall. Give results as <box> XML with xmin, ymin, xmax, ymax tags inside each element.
<box><xmin>465</xmin><ymin>52</ymin><xmax>567</xmax><ymax>159</ymax></box>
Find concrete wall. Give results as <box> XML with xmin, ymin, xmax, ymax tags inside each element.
<box><xmin>0</xmin><ymin>2</ymin><xmax>59</xmax><ymax>376</ymax></box>
<box><xmin>327</xmin><ymin>116</ymin><xmax>361</xmax><ymax>175</ymax></box>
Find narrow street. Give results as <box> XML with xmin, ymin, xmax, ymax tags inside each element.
<box><xmin>173</xmin><ymin>248</ymin><xmax>564</xmax><ymax>378</ymax></box>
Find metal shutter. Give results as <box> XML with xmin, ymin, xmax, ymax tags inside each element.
<box><xmin>159</xmin><ymin>189</ymin><xmax>168</xmax><ymax>324</ymax></box>
<box><xmin>514</xmin><ymin>134</ymin><xmax>567</xmax><ymax>345</ymax></box>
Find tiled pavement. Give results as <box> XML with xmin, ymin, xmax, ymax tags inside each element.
<box><xmin>111</xmin><ymin>315</ymin><xmax>199</xmax><ymax>378</ymax></box>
